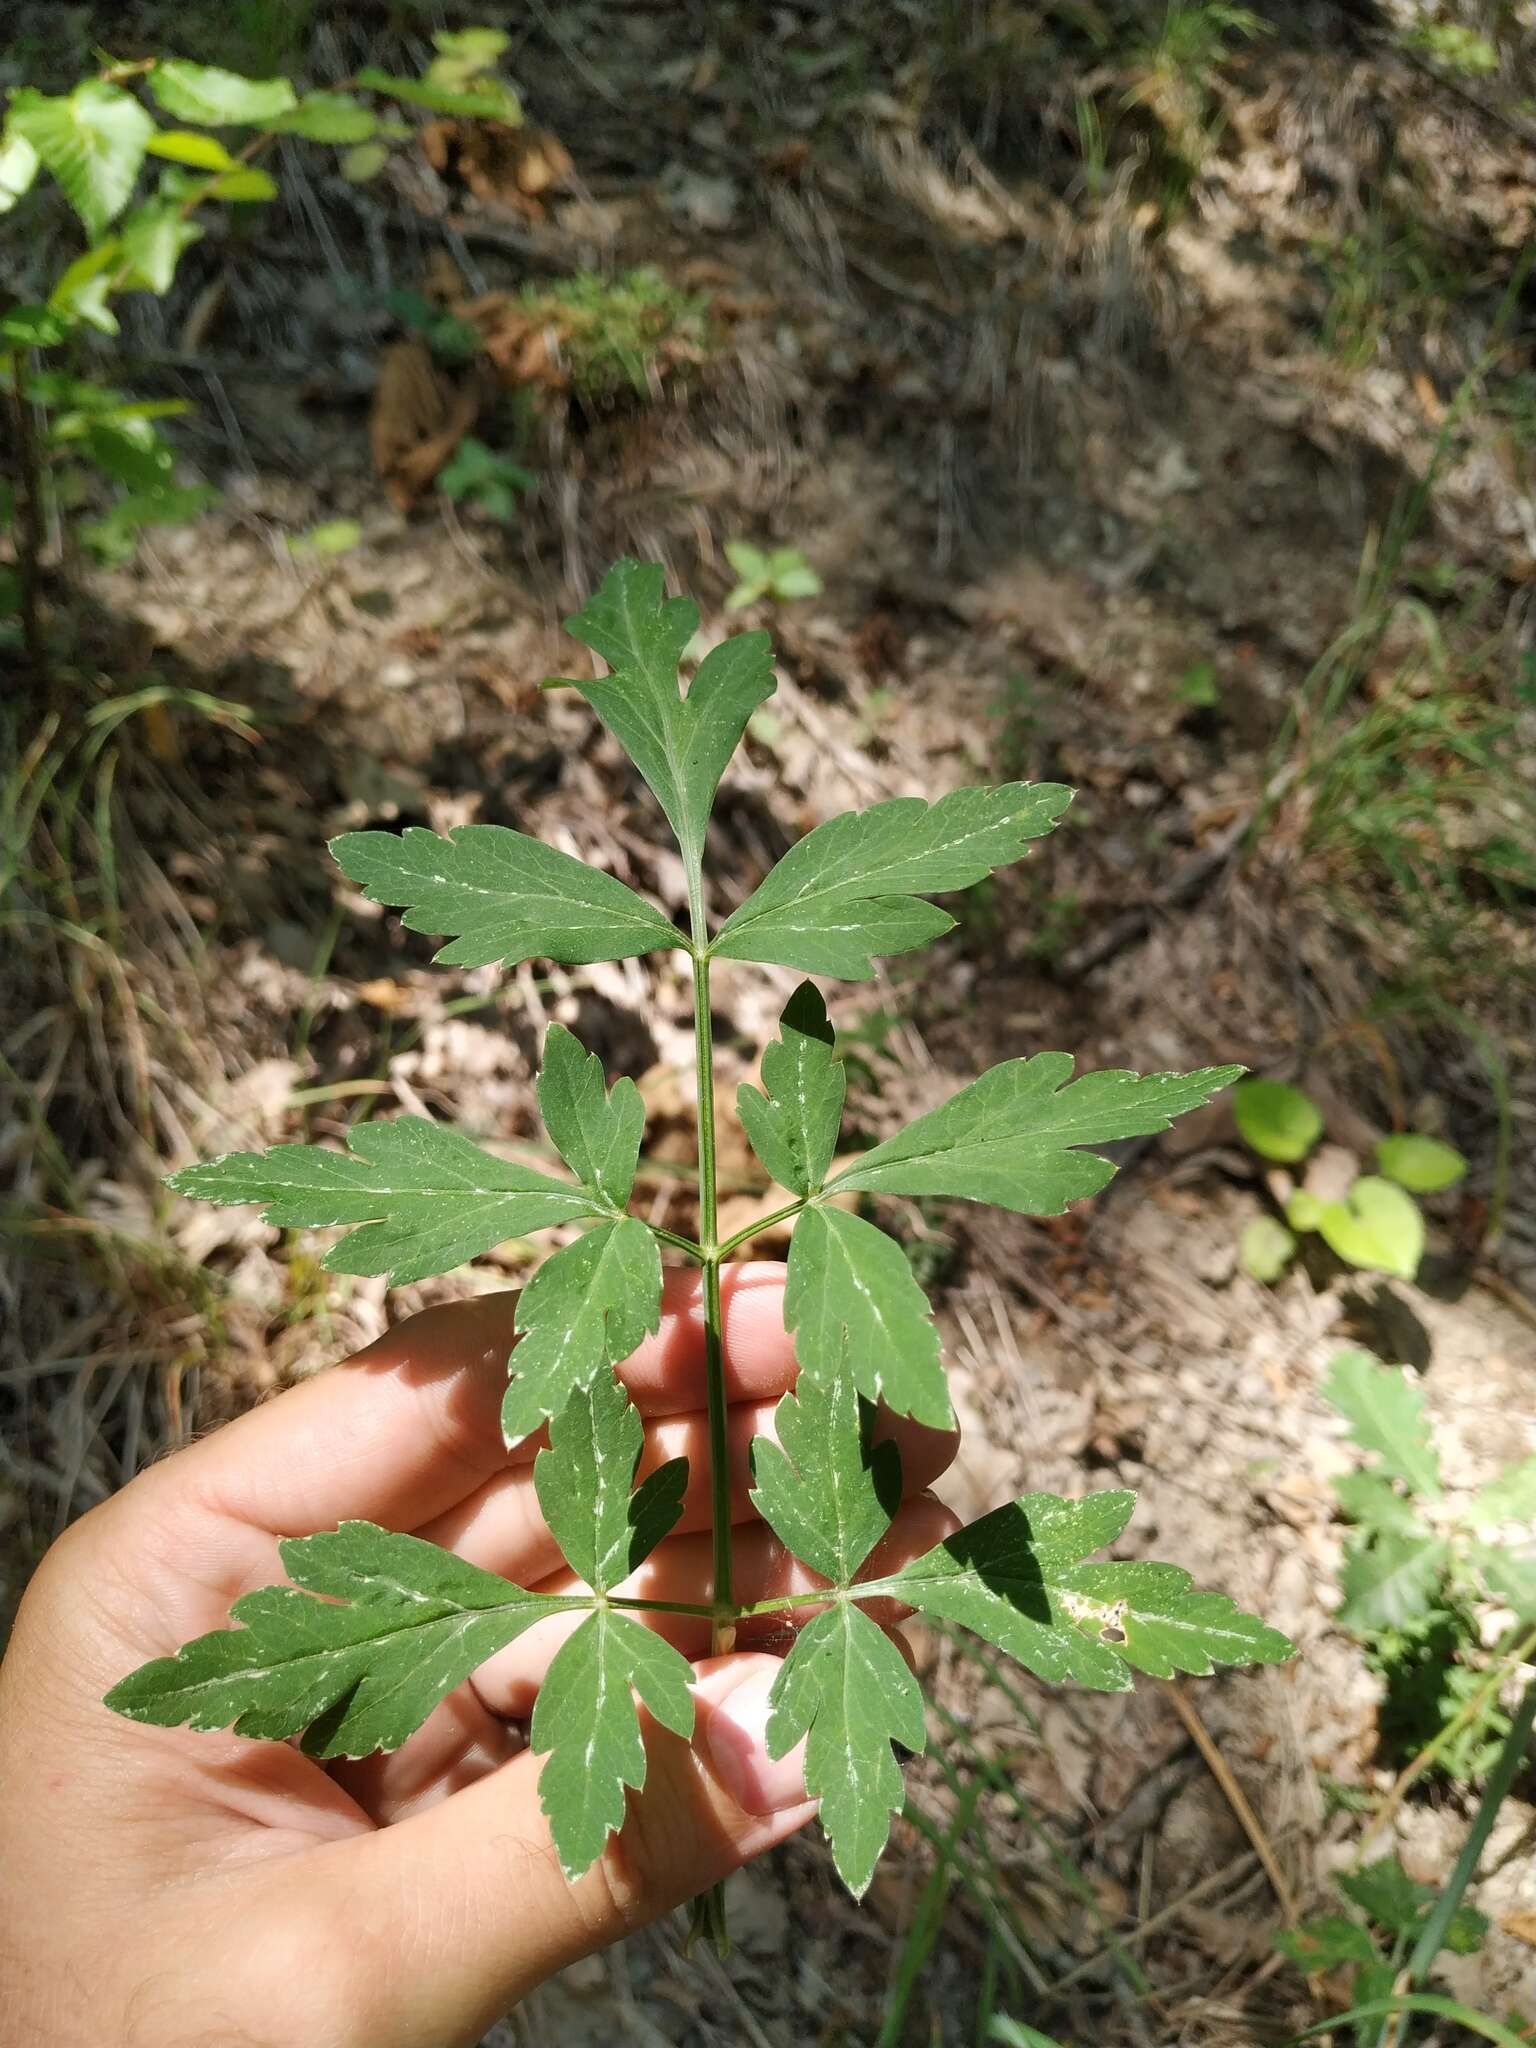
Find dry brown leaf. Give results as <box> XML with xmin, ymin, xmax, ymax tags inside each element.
<box><xmin>369</xmin><ymin>337</ymin><xmax>486</xmax><ymax>508</ymax></box>
<box><xmin>420</xmin><ymin>119</ymin><xmax>573</xmax><ymax>217</ymax></box>
<box><xmin>1502</xmin><ymin>1912</ymin><xmax>1536</xmax><ymax>1948</ymax></box>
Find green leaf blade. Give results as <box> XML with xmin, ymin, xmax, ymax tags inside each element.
<box><xmin>1337</xmin><ymin>1530</ymin><xmax>1450</xmax><ymax>1632</ymax></box>
<box><xmin>1317</xmin><ymin>1178</ymin><xmax>1425</xmax><ymax>1279</ymax></box>
<box><xmin>750</xmin><ymin>1365</ymin><xmax>901</xmax><ymax>1587</ymax></box>
<box><xmin>166</xmin><ymin>1117</ymin><xmax>599</xmax><ymax>1285</ymax></box>
<box><xmin>826</xmin><ymin>1057</ymin><xmax>1244</xmax><ymax>1215</ymax></box>
<box><xmin>714</xmin><ymin>784</ymin><xmax>1072</xmax><ymax>979</ymax></box>
<box><xmin>104</xmin><ymin>1521</ymin><xmax>570</xmax><ymax>1757</ymax></box>
<box><xmin>767</xmin><ymin>1601</ymin><xmax>925</xmax><ymax>1897</ymax></box>
<box><xmin>330</xmin><ymin>824</ymin><xmax>680</xmax><ymax>970</ymax></box>
<box><xmin>737</xmin><ymin>982</ymin><xmax>845</xmax><ymax>1196</ymax></box>
<box><xmin>535</xmin><ymin>1369</ymin><xmax>685</xmax><ymax>1592</ymax></box>
<box><xmin>531</xmin><ymin>1608</ymin><xmax>695</xmax><ymax>1880</ymax></box>
<box><xmin>10</xmin><ymin>82</ymin><xmax>155</xmax><ymax>240</ymax></box>
<box><xmin>503</xmin><ymin>1218</ymin><xmax>663</xmax><ymax>1446</ymax></box>
<box><xmin>537</xmin><ymin>1022</ymin><xmax>645</xmax><ymax>1208</ymax></box>
<box><xmin>148</xmin><ymin>61</ymin><xmax>298</xmax><ymax>126</ymax></box>
<box><xmin>1322</xmin><ymin>1350</ymin><xmax>1441</xmax><ymax>1498</ymax></box>
<box><xmin>1061</xmin><ymin>1560</ymin><xmax>1296</xmax><ymax>1678</ymax></box>
<box><xmin>785</xmin><ymin>1205</ymin><xmax>951</xmax><ymax>1429</ymax></box>
<box><xmin>1232</xmin><ymin>1078</ymin><xmax>1323</xmax><ymax>1163</ymax></box>
<box><xmin>1375</xmin><ymin>1132</ymin><xmax>1467</xmax><ymax>1193</ymax></box>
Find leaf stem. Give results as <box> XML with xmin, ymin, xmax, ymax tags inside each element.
<box><xmin>715</xmin><ymin>1197</ymin><xmax>808</xmax><ymax>1262</ymax></box>
<box><xmin>648</xmin><ymin>1222</ymin><xmax>706</xmax><ymax>1261</ymax></box>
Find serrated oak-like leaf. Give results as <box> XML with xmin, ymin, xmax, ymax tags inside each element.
<box><xmin>737</xmin><ymin>982</ymin><xmax>845</xmax><ymax>1196</ymax></box>
<box><xmin>1337</xmin><ymin>1856</ymin><xmax>1435</xmax><ymax>1936</ymax></box>
<box><xmin>889</xmin><ymin>1491</ymin><xmax>1294</xmax><ymax>1687</ymax></box>
<box><xmin>537</xmin><ymin>1023</ymin><xmax>645</xmax><ymax>1208</ymax></box>
<box><xmin>714</xmin><ymin>783</ymin><xmax>1072</xmax><ymax>978</ymax></box>
<box><xmin>330</xmin><ymin>824</ymin><xmax>679</xmax><ymax>970</ymax></box>
<box><xmin>825</xmin><ymin>1057</ymin><xmax>1245</xmax><ymax>1214</ymax></box>
<box><xmin>1332</xmin><ymin>1469</ymin><xmax>1425</xmax><ymax>1539</ymax></box>
<box><xmin>1275</xmin><ymin>1917</ymin><xmax>1379</xmax><ymax>1971</ymax></box>
<box><xmin>9</xmin><ymin>82</ymin><xmax>155</xmax><ymax>241</ymax></box>
<box><xmin>535</xmin><ymin>1368</ymin><xmax>686</xmax><ymax>1592</ymax></box>
<box><xmin>1322</xmin><ymin>1350</ymin><xmax>1441</xmax><ymax>1499</ymax></box>
<box><xmin>504</xmin><ymin>1218</ymin><xmax>663</xmax><ymax>1445</ymax></box>
<box><xmin>166</xmin><ymin>1118</ymin><xmax>599</xmax><ymax>1285</ymax></box>
<box><xmin>784</xmin><ymin>1206</ymin><xmax>950</xmax><ymax>1428</ymax></box>
<box><xmin>750</xmin><ymin>1366</ymin><xmax>901</xmax><ymax>1586</ymax></box>
<box><xmin>1337</xmin><ymin>1530</ymin><xmax>1449</xmax><ymax>1632</ymax></box>
<box><xmin>530</xmin><ymin>1608</ymin><xmax>695</xmax><ymax>1879</ymax></box>
<box><xmin>766</xmin><ymin>1601</ymin><xmax>925</xmax><ymax>1897</ymax></box>
<box><xmin>105</xmin><ymin>1522</ymin><xmax>573</xmax><ymax>1757</ymax></box>
<box><xmin>147</xmin><ymin>61</ymin><xmax>298</xmax><ymax>126</ymax></box>
<box><xmin>558</xmin><ymin>560</ymin><xmax>774</xmax><ymax>864</ymax></box>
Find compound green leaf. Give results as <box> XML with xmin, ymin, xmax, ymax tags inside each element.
<box><xmin>750</xmin><ymin>1365</ymin><xmax>901</xmax><ymax>1587</ymax></box>
<box><xmin>1275</xmin><ymin>1916</ymin><xmax>1379</xmax><ymax>1971</ymax></box>
<box><xmin>503</xmin><ymin>1218</ymin><xmax>663</xmax><ymax>1446</ymax></box>
<box><xmin>1317</xmin><ymin>1177</ymin><xmax>1424</xmax><ymax>1280</ymax></box>
<box><xmin>1232</xmin><ymin>1078</ymin><xmax>1323</xmax><ymax>1163</ymax></box>
<box><xmin>825</xmin><ymin>1057</ymin><xmax>1244</xmax><ymax>1215</ymax></box>
<box><xmin>9</xmin><ymin>82</ymin><xmax>155</xmax><ymax>240</ymax></box>
<box><xmin>534</xmin><ymin>1368</ymin><xmax>686</xmax><ymax>1593</ymax></box>
<box><xmin>260</xmin><ymin>93</ymin><xmax>378</xmax><ymax>142</ymax></box>
<box><xmin>330</xmin><ymin>823</ymin><xmax>680</xmax><ymax>970</ymax></box>
<box><xmin>537</xmin><ymin>1022</ymin><xmax>645</xmax><ymax>1208</ymax></box>
<box><xmin>889</xmin><ymin>1491</ymin><xmax>1293</xmax><ymax>1687</ymax></box>
<box><xmin>167</xmin><ymin>1116</ymin><xmax>599</xmax><ymax>1286</ymax></box>
<box><xmin>530</xmin><ymin>1607</ymin><xmax>694</xmax><ymax>1880</ymax></box>
<box><xmin>766</xmin><ymin>1600</ymin><xmax>925</xmax><ymax>1897</ymax></box>
<box><xmin>737</xmin><ymin>982</ymin><xmax>845</xmax><ymax>1196</ymax></box>
<box><xmin>104</xmin><ymin>1520</ymin><xmax>574</xmax><ymax>1757</ymax></box>
<box><xmin>1375</xmin><ymin>1132</ymin><xmax>1467</xmax><ymax>1193</ymax></box>
<box><xmin>558</xmin><ymin>559</ymin><xmax>775</xmax><ymax>866</ymax></box>
<box><xmin>785</xmin><ymin>1205</ymin><xmax>950</xmax><ymax>1429</ymax></box>
<box><xmin>0</xmin><ymin>127</ymin><xmax>41</xmax><ymax>213</ymax></box>
<box><xmin>1322</xmin><ymin>1351</ymin><xmax>1441</xmax><ymax>1499</ymax></box>
<box><xmin>1465</xmin><ymin>1456</ymin><xmax>1536</xmax><ymax>1532</ymax></box>
<box><xmin>148</xmin><ymin>61</ymin><xmax>298</xmax><ymax>126</ymax></box>
<box><xmin>713</xmin><ymin>784</ymin><xmax>1072</xmax><ymax>979</ymax></box>
<box><xmin>1337</xmin><ymin>1529</ymin><xmax>1449</xmax><ymax>1632</ymax></box>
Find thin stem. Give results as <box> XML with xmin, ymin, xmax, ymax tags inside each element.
<box><xmin>715</xmin><ymin>1196</ymin><xmax>808</xmax><ymax>1263</ymax></box>
<box><xmin>648</xmin><ymin>1222</ymin><xmax>706</xmax><ymax>1261</ymax></box>
<box><xmin>610</xmin><ymin>1595</ymin><xmax>717</xmax><ymax>1619</ymax></box>
<box><xmin>688</xmin><ymin>893</ymin><xmax>734</xmax><ymax>1649</ymax></box>
<box><xmin>8</xmin><ymin>350</ymin><xmax>49</xmax><ymax>694</ymax></box>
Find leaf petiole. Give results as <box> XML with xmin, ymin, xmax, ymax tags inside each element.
<box><xmin>714</xmin><ymin>1196</ymin><xmax>808</xmax><ymax>1262</ymax></box>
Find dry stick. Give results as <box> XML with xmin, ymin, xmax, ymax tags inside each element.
<box><xmin>1047</xmin><ymin>1847</ymin><xmax>1264</xmax><ymax>1997</ymax></box>
<box><xmin>1158</xmin><ymin>1680</ymin><xmax>1298</xmax><ymax>1927</ymax></box>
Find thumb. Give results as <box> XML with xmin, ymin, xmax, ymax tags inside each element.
<box><xmin>291</xmin><ymin>1654</ymin><xmax>813</xmax><ymax>2048</ymax></box>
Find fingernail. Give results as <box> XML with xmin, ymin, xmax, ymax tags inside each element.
<box><xmin>703</xmin><ymin>1661</ymin><xmax>807</xmax><ymax>1815</ymax></box>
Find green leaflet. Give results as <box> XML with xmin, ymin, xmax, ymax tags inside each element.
<box><xmin>737</xmin><ymin>982</ymin><xmax>845</xmax><ymax>1196</ymax></box>
<box><xmin>9</xmin><ymin>82</ymin><xmax>155</xmax><ymax>241</ymax></box>
<box><xmin>765</xmin><ymin>1601</ymin><xmax>925</xmax><ymax>1897</ymax></box>
<box><xmin>1338</xmin><ymin>1530</ymin><xmax>1450</xmax><ymax>1632</ymax></box>
<box><xmin>557</xmin><ymin>559</ymin><xmax>775</xmax><ymax>867</ymax></box>
<box><xmin>888</xmin><ymin>1491</ymin><xmax>1293</xmax><ymax>1688</ymax></box>
<box><xmin>104</xmin><ymin>1522</ymin><xmax>573</xmax><ymax>1758</ymax></box>
<box><xmin>1275</xmin><ymin>1917</ymin><xmax>1378</xmax><ymax>1971</ymax></box>
<box><xmin>750</xmin><ymin>1367</ymin><xmax>901</xmax><ymax>1587</ymax></box>
<box><xmin>825</xmin><ymin>1057</ymin><xmax>1245</xmax><ymax>1214</ymax></box>
<box><xmin>1466</xmin><ymin>1456</ymin><xmax>1536</xmax><ymax>1531</ymax></box>
<box><xmin>530</xmin><ymin>1608</ymin><xmax>695</xmax><ymax>1880</ymax></box>
<box><xmin>503</xmin><ymin>1217</ymin><xmax>663</xmax><ymax>1445</ymax></box>
<box><xmin>1322</xmin><ymin>1350</ymin><xmax>1441</xmax><ymax>1499</ymax></box>
<box><xmin>785</xmin><ymin>1205</ymin><xmax>950</xmax><ymax>1429</ymax></box>
<box><xmin>1332</xmin><ymin>1468</ymin><xmax>1424</xmax><ymax>1538</ymax></box>
<box><xmin>537</xmin><ymin>1022</ymin><xmax>646</xmax><ymax>1208</ymax></box>
<box><xmin>166</xmin><ymin>1116</ymin><xmax>599</xmax><ymax>1286</ymax></box>
<box><xmin>147</xmin><ymin>61</ymin><xmax>298</xmax><ymax>126</ymax></box>
<box><xmin>714</xmin><ymin>783</ymin><xmax>1072</xmax><ymax>979</ymax></box>
<box><xmin>330</xmin><ymin>823</ymin><xmax>680</xmax><ymax>970</ymax></box>
<box><xmin>259</xmin><ymin>93</ymin><xmax>378</xmax><ymax>143</ymax></box>
<box><xmin>1338</xmin><ymin>1856</ymin><xmax>1437</xmax><ymax>1936</ymax></box>
<box><xmin>535</xmin><ymin>1368</ymin><xmax>687</xmax><ymax>1592</ymax></box>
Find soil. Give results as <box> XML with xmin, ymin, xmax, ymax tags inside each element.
<box><xmin>4</xmin><ymin>4</ymin><xmax>1536</xmax><ymax>2044</ymax></box>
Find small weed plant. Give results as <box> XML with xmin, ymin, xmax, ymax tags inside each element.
<box><xmin>106</xmin><ymin>561</ymin><xmax>1292</xmax><ymax>1920</ymax></box>
<box><xmin>723</xmin><ymin>539</ymin><xmax>823</xmax><ymax>611</ymax></box>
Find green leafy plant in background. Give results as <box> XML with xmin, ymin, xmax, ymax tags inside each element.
<box><xmin>1404</xmin><ymin>21</ymin><xmax>1500</xmax><ymax>77</ymax></box>
<box><xmin>724</xmin><ymin>539</ymin><xmax>824</xmax><ymax>611</ymax></box>
<box><xmin>516</xmin><ymin>266</ymin><xmax>714</xmax><ymax>400</ymax></box>
<box><xmin>1324</xmin><ymin>1348</ymin><xmax>1536</xmax><ymax>1780</ymax></box>
<box><xmin>104</xmin><ymin>559</ymin><xmax>1292</xmax><ymax>1927</ymax></box>
<box><xmin>437</xmin><ymin>436</ymin><xmax>537</xmax><ymax>525</ymax></box>
<box><xmin>0</xmin><ymin>34</ymin><xmax>522</xmax><ymax>682</ymax></box>
<box><xmin>1233</xmin><ymin>1077</ymin><xmax>1466</xmax><ymax>1284</ymax></box>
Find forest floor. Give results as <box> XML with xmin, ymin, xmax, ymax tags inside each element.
<box><xmin>5</xmin><ymin>3</ymin><xmax>1536</xmax><ymax>2043</ymax></box>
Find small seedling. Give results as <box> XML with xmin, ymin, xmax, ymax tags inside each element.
<box><xmin>437</xmin><ymin>435</ymin><xmax>536</xmax><ymax>523</ymax></box>
<box><xmin>1234</xmin><ymin>1078</ymin><xmax>1465</xmax><ymax>1284</ymax></box>
<box><xmin>724</xmin><ymin>540</ymin><xmax>823</xmax><ymax>611</ymax></box>
<box><xmin>1278</xmin><ymin>1848</ymin><xmax>1488</xmax><ymax>2014</ymax></box>
<box><xmin>287</xmin><ymin>518</ymin><xmax>361</xmax><ymax>558</ymax></box>
<box><xmin>108</xmin><ymin>560</ymin><xmax>1291</xmax><ymax>1916</ymax></box>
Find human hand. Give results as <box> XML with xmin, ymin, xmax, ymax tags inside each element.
<box><xmin>0</xmin><ymin>1265</ymin><xmax>957</xmax><ymax>2048</ymax></box>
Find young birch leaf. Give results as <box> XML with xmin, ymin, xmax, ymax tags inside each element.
<box><xmin>503</xmin><ymin>1218</ymin><xmax>663</xmax><ymax>1446</ymax></box>
<box><xmin>330</xmin><ymin>824</ymin><xmax>680</xmax><ymax>970</ymax></box>
<box><xmin>766</xmin><ymin>1601</ymin><xmax>925</xmax><ymax>1897</ymax></box>
<box><xmin>530</xmin><ymin>1608</ymin><xmax>695</xmax><ymax>1880</ymax></box>
<box><xmin>537</xmin><ymin>1022</ymin><xmax>645</xmax><ymax>1208</ymax></box>
<box><xmin>714</xmin><ymin>784</ymin><xmax>1073</xmax><ymax>979</ymax></box>
<box><xmin>737</xmin><ymin>981</ymin><xmax>845</xmax><ymax>1196</ymax></box>
<box><xmin>1322</xmin><ymin>1350</ymin><xmax>1441</xmax><ymax>1499</ymax></box>
<box><xmin>557</xmin><ymin>559</ymin><xmax>775</xmax><ymax>865</ymax></box>
<box><xmin>167</xmin><ymin>1118</ymin><xmax>600</xmax><ymax>1286</ymax></box>
<box><xmin>749</xmin><ymin>1366</ymin><xmax>901</xmax><ymax>1586</ymax></box>
<box><xmin>825</xmin><ymin>1058</ymin><xmax>1245</xmax><ymax>1213</ymax></box>
<box><xmin>785</xmin><ymin>1206</ymin><xmax>950</xmax><ymax>1428</ymax></box>
<box><xmin>535</xmin><ymin>1369</ymin><xmax>686</xmax><ymax>1592</ymax></box>
<box><xmin>9</xmin><ymin>82</ymin><xmax>155</xmax><ymax>241</ymax></box>
<box><xmin>147</xmin><ymin>61</ymin><xmax>298</xmax><ymax>126</ymax></box>
<box><xmin>105</xmin><ymin>1522</ymin><xmax>575</xmax><ymax>1757</ymax></box>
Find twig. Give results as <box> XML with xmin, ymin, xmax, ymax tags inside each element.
<box><xmin>1158</xmin><ymin>1680</ymin><xmax>1297</xmax><ymax>1926</ymax></box>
